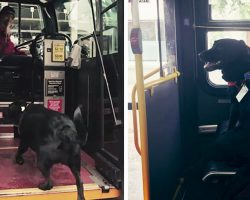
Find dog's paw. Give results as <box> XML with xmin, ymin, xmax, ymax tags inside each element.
<box><xmin>15</xmin><ymin>155</ymin><xmax>24</xmax><ymax>165</ymax></box>
<box><xmin>38</xmin><ymin>180</ymin><xmax>53</xmax><ymax>190</ymax></box>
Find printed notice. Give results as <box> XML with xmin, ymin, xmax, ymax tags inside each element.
<box><xmin>52</xmin><ymin>41</ymin><xmax>65</xmax><ymax>62</ymax></box>
<box><xmin>46</xmin><ymin>79</ymin><xmax>64</xmax><ymax>96</ymax></box>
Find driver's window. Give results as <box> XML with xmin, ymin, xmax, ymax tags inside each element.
<box><xmin>19</xmin><ymin>4</ymin><xmax>44</xmax><ymax>43</ymax></box>
<box><xmin>0</xmin><ymin>2</ymin><xmax>44</xmax><ymax>46</ymax></box>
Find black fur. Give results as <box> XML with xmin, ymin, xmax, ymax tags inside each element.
<box><xmin>8</xmin><ymin>102</ymin><xmax>85</xmax><ymax>200</ymax></box>
<box><xmin>199</xmin><ymin>39</ymin><xmax>250</xmax><ymax>82</ymax></box>
<box><xmin>196</xmin><ymin>39</ymin><xmax>250</xmax><ymax>199</ymax></box>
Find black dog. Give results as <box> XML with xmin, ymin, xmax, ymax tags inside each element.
<box><xmin>200</xmin><ymin>39</ymin><xmax>250</xmax><ymax>130</ymax></box>
<box><xmin>196</xmin><ymin>39</ymin><xmax>250</xmax><ymax>199</ymax></box>
<box><xmin>8</xmin><ymin>102</ymin><xmax>86</xmax><ymax>200</ymax></box>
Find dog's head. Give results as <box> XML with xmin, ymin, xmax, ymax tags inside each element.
<box><xmin>199</xmin><ymin>39</ymin><xmax>250</xmax><ymax>82</ymax></box>
<box><xmin>7</xmin><ymin>101</ymin><xmax>27</xmax><ymax>125</ymax></box>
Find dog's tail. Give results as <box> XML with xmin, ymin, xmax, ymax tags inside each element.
<box><xmin>73</xmin><ymin>105</ymin><xmax>88</xmax><ymax>148</ymax></box>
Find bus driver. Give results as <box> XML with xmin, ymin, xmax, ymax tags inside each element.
<box><xmin>0</xmin><ymin>6</ymin><xmax>25</xmax><ymax>56</ymax></box>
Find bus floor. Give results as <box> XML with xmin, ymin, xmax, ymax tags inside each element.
<box><xmin>180</xmin><ymin>178</ymin><xmax>250</xmax><ymax>200</ymax></box>
<box><xmin>0</xmin><ymin>134</ymin><xmax>120</xmax><ymax>199</ymax></box>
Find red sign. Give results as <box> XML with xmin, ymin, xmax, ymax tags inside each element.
<box><xmin>47</xmin><ymin>99</ymin><xmax>63</xmax><ymax>112</ymax></box>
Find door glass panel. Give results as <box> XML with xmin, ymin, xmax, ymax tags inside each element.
<box><xmin>102</xmin><ymin>5</ymin><xmax>118</xmax><ymax>55</ymax></box>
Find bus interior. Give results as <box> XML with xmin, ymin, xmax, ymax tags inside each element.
<box><xmin>129</xmin><ymin>0</ymin><xmax>250</xmax><ymax>200</ymax></box>
<box><xmin>0</xmin><ymin>0</ymin><xmax>123</xmax><ymax>199</ymax></box>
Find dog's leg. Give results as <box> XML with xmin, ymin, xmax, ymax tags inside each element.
<box><xmin>37</xmin><ymin>159</ymin><xmax>53</xmax><ymax>190</ymax></box>
<box><xmin>15</xmin><ymin>140</ymin><xmax>28</xmax><ymax>165</ymax></box>
<box><xmin>70</xmin><ymin>166</ymin><xmax>84</xmax><ymax>200</ymax></box>
<box><xmin>69</xmin><ymin>152</ymin><xmax>84</xmax><ymax>200</ymax></box>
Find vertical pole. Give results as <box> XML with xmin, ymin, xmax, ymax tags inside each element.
<box><xmin>130</xmin><ymin>0</ymin><xmax>150</xmax><ymax>199</ymax></box>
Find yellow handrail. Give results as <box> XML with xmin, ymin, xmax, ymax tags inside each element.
<box><xmin>134</xmin><ymin>55</ymin><xmax>150</xmax><ymax>200</ymax></box>
<box><xmin>132</xmin><ymin>68</ymin><xmax>160</xmax><ymax>155</ymax></box>
<box><xmin>144</xmin><ymin>69</ymin><xmax>180</xmax><ymax>90</ymax></box>
<box><xmin>132</xmin><ymin>67</ymin><xmax>180</xmax><ymax>155</ymax></box>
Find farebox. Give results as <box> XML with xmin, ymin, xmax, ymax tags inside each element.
<box><xmin>43</xmin><ymin>39</ymin><xmax>66</xmax><ymax>113</ymax></box>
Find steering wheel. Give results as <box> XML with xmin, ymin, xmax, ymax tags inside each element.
<box><xmin>15</xmin><ymin>39</ymin><xmax>34</xmax><ymax>49</ymax></box>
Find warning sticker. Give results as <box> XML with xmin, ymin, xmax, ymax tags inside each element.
<box><xmin>46</xmin><ymin>79</ymin><xmax>64</xmax><ymax>96</ymax></box>
<box><xmin>47</xmin><ymin>99</ymin><xmax>63</xmax><ymax>112</ymax></box>
<box><xmin>52</xmin><ymin>41</ymin><xmax>65</xmax><ymax>62</ymax></box>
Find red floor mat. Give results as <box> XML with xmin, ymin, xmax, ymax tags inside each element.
<box><xmin>0</xmin><ymin>149</ymin><xmax>94</xmax><ymax>189</ymax></box>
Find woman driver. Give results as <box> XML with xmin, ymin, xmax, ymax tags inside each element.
<box><xmin>0</xmin><ymin>6</ymin><xmax>25</xmax><ymax>56</ymax></box>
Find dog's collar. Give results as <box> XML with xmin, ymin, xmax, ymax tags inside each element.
<box><xmin>228</xmin><ymin>82</ymin><xmax>237</xmax><ymax>87</ymax></box>
<box><xmin>228</xmin><ymin>72</ymin><xmax>250</xmax><ymax>87</ymax></box>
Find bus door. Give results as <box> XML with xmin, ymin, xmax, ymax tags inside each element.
<box><xmin>55</xmin><ymin>0</ymin><xmax>124</xmax><ymax>192</ymax></box>
<box><xmin>130</xmin><ymin>0</ymin><xmax>182</xmax><ymax>199</ymax></box>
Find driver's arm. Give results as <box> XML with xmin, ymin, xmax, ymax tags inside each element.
<box><xmin>1</xmin><ymin>37</ymin><xmax>26</xmax><ymax>56</ymax></box>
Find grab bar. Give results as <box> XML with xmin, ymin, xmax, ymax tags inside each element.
<box><xmin>132</xmin><ymin>67</ymin><xmax>180</xmax><ymax>155</ymax></box>
<box><xmin>144</xmin><ymin>67</ymin><xmax>180</xmax><ymax>92</ymax></box>
<box><xmin>132</xmin><ymin>68</ymin><xmax>160</xmax><ymax>155</ymax></box>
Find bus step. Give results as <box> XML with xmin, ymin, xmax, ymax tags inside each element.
<box><xmin>0</xmin><ymin>125</ymin><xmax>14</xmax><ymax>139</ymax></box>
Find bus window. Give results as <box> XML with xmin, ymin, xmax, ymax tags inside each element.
<box><xmin>209</xmin><ymin>0</ymin><xmax>250</xmax><ymax>21</ymax></box>
<box><xmin>102</xmin><ymin>0</ymin><xmax>116</xmax><ymax>9</ymax></box>
<box><xmin>55</xmin><ymin>1</ymin><xmax>96</xmax><ymax>58</ymax></box>
<box><xmin>202</xmin><ymin>1</ymin><xmax>250</xmax><ymax>86</ymax></box>
<box><xmin>19</xmin><ymin>4</ymin><xmax>44</xmax><ymax>43</ymax></box>
<box><xmin>55</xmin><ymin>1</ymin><xmax>95</xmax><ymax>43</ymax></box>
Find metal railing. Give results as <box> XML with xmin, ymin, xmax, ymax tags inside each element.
<box><xmin>132</xmin><ymin>67</ymin><xmax>180</xmax><ymax>155</ymax></box>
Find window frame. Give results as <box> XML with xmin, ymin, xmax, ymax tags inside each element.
<box><xmin>195</xmin><ymin>0</ymin><xmax>250</xmax><ymax>95</ymax></box>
